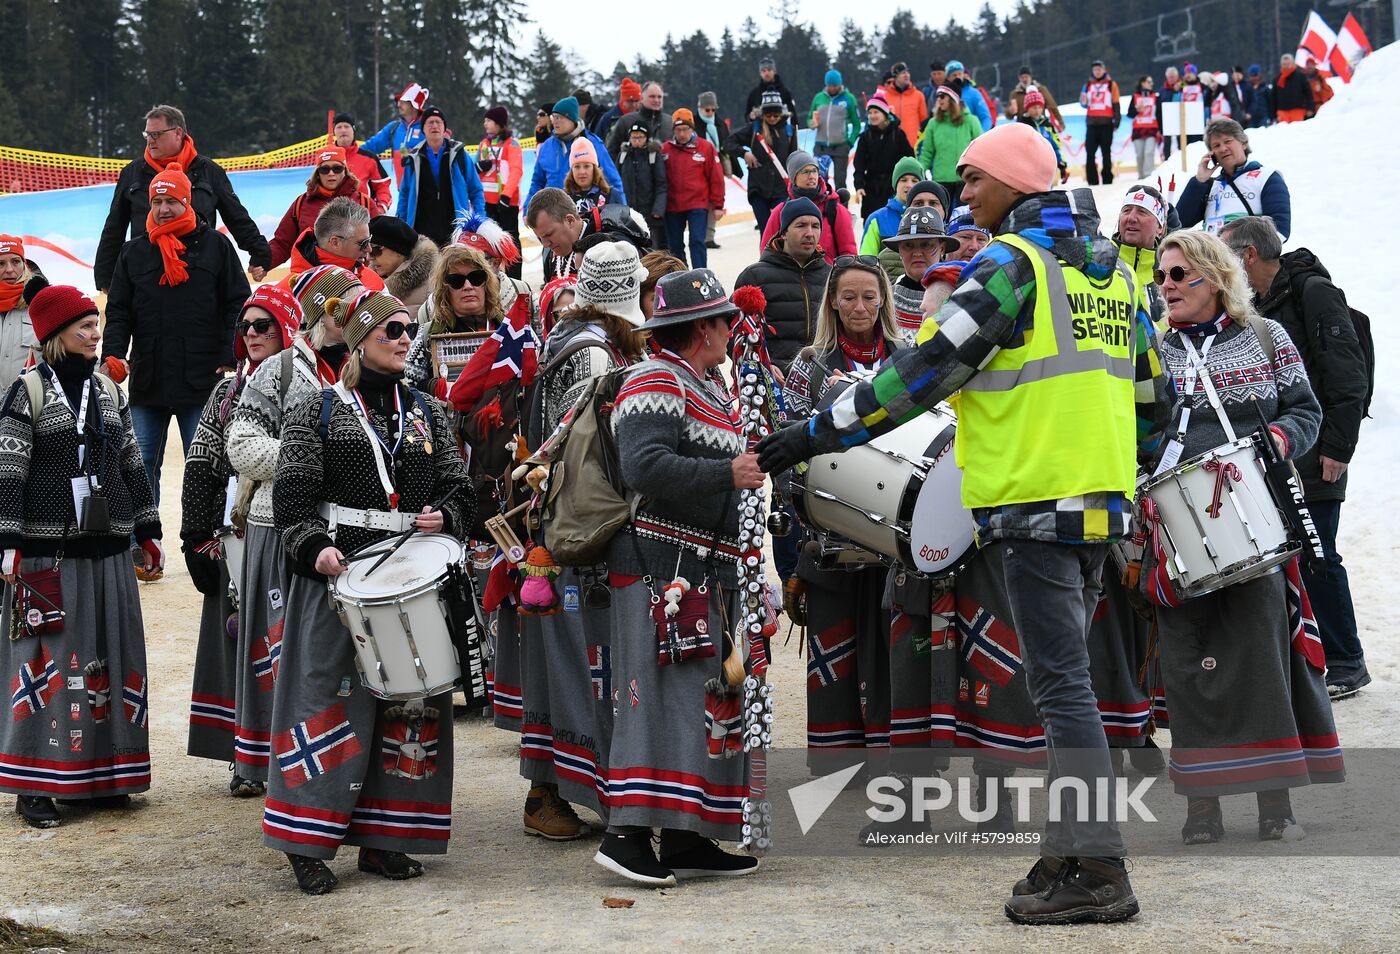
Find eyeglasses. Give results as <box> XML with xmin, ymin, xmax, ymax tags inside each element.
<box><xmin>1153</xmin><ymin>265</ymin><xmax>1198</xmax><ymax>285</ymax></box>
<box><xmin>833</xmin><ymin>254</ymin><xmax>883</xmax><ymax>271</ymax></box>
<box><xmin>236</xmin><ymin>318</ymin><xmax>277</xmax><ymax>336</ymax></box>
<box><xmin>318</xmin><ymin>165</ymin><xmax>346</xmax><ymax>175</ymax></box>
<box><xmin>378</xmin><ymin>321</ymin><xmax>420</xmax><ymax>341</ymax></box>
<box><xmin>368</xmin><ymin>244</ymin><xmax>385</xmax><ymax>257</ymax></box>
<box><xmin>353</xmin><ymin>236</ymin><xmax>372</xmax><ymax>251</ymax></box>
<box><xmin>445</xmin><ymin>270</ymin><xmax>489</xmax><ymax>289</ymax></box>
<box><xmin>142</xmin><ymin>127</ymin><xmax>178</xmax><ymax>142</ymax></box>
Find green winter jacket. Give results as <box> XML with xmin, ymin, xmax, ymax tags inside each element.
<box><xmin>917</xmin><ymin>113</ymin><xmax>983</xmax><ymax>182</ymax></box>
<box><xmin>809</xmin><ymin>89</ymin><xmax>862</xmax><ymax>147</ymax></box>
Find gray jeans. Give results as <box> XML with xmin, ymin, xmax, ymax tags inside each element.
<box><xmin>979</xmin><ymin>539</ymin><xmax>1125</xmax><ymax>858</ymax></box>
<box><xmin>815</xmin><ymin>142</ymin><xmax>852</xmax><ymax>192</ymax></box>
<box><xmin>1134</xmin><ymin>137</ymin><xmax>1157</xmax><ymax>179</ymax></box>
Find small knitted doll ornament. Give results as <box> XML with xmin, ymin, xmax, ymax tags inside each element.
<box><xmin>517</xmin><ymin>545</ymin><xmax>561</xmax><ymax>616</ymax></box>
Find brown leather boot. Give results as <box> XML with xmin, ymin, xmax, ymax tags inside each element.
<box><xmin>1004</xmin><ymin>857</ymin><xmax>1140</xmax><ymax>925</ymax></box>
<box><xmin>523</xmin><ymin>785</ymin><xmax>590</xmax><ymax>840</ymax></box>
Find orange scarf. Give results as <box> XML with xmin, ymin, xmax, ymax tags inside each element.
<box><xmin>0</xmin><ymin>278</ymin><xmax>25</xmax><ymax>312</ymax></box>
<box><xmin>145</xmin><ymin>207</ymin><xmax>199</xmax><ymax>286</ymax></box>
<box><xmin>145</xmin><ymin>134</ymin><xmax>198</xmax><ymax>175</ymax></box>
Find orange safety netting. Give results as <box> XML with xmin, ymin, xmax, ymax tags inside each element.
<box><xmin>0</xmin><ymin>133</ymin><xmax>541</xmax><ymax>194</ymax></box>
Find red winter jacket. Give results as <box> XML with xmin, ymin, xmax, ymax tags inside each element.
<box><xmin>661</xmin><ymin>136</ymin><xmax>724</xmax><ymax>213</ymax></box>
<box><xmin>343</xmin><ymin>142</ymin><xmax>391</xmax><ymax>214</ymax></box>
<box><xmin>759</xmin><ymin>179</ymin><xmax>857</xmax><ymax>264</ymax></box>
<box><xmin>268</xmin><ymin>177</ymin><xmax>372</xmax><ymax>269</ymax></box>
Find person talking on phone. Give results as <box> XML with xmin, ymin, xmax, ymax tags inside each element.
<box><xmin>1176</xmin><ymin>117</ymin><xmax>1292</xmax><ymax>240</ymax></box>
<box><xmin>0</xmin><ymin>285</ymin><xmax>162</xmax><ymax>829</ymax></box>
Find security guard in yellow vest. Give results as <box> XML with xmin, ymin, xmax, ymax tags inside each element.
<box><xmin>758</xmin><ymin>121</ymin><xmax>1172</xmax><ymax>926</ymax></box>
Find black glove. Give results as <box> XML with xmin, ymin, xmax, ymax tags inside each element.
<box><xmin>184</xmin><ymin>546</ymin><xmax>222</xmax><ymax>597</ymax></box>
<box><xmin>757</xmin><ymin>421</ymin><xmax>816</xmax><ymax>474</ymax></box>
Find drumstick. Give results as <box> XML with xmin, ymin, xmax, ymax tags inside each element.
<box><xmin>362</xmin><ymin>484</ymin><xmax>463</xmax><ymax>578</ymax></box>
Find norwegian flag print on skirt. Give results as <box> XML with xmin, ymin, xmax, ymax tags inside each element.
<box><xmin>251</xmin><ymin>620</ymin><xmax>283</xmax><ymax>692</ymax></box>
<box><xmin>274</xmin><ymin>702</ymin><xmax>364</xmax><ymax>788</ymax></box>
<box><xmin>589</xmin><ymin>644</ymin><xmax>611</xmax><ymax>702</ymax></box>
<box><xmin>10</xmin><ymin>646</ymin><xmax>60</xmax><ymax>720</ymax></box>
<box><xmin>123</xmin><ymin>671</ymin><xmax>149</xmax><ymax>729</ymax></box>
<box><xmin>956</xmin><ymin>596</ymin><xmax>1022</xmax><ymax>687</ymax></box>
<box><xmin>806</xmin><ymin>619</ymin><xmax>856</xmax><ymax>691</ymax></box>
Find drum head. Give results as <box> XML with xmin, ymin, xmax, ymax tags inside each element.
<box><xmin>908</xmin><ymin>425</ymin><xmax>976</xmax><ymax>575</ymax></box>
<box><xmin>338</xmin><ymin>533</ymin><xmax>465</xmax><ymax>600</ymax></box>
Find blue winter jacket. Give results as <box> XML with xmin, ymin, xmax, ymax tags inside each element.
<box><xmin>523</xmin><ymin>129</ymin><xmax>627</xmax><ymax>210</ymax></box>
<box><xmin>1243</xmin><ymin>82</ymin><xmax>1273</xmax><ymax>127</ymax></box>
<box><xmin>395</xmin><ymin>138</ymin><xmax>486</xmax><ymax>226</ymax></box>
<box><xmin>361</xmin><ymin>117</ymin><xmax>426</xmax><ymax>177</ymax></box>
<box><xmin>961</xmin><ymin>85</ymin><xmax>993</xmax><ymax>130</ymax></box>
<box><xmin>1176</xmin><ymin>159</ymin><xmax>1292</xmax><ymax>240</ymax></box>
<box><xmin>862</xmin><ymin>196</ymin><xmax>907</xmax><ymax>248</ymax></box>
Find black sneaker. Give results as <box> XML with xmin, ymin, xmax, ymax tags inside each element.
<box><xmin>16</xmin><ymin>795</ymin><xmax>61</xmax><ymax>828</ymax></box>
<box><xmin>1328</xmin><ymin>671</ymin><xmax>1372</xmax><ymax>701</ymax></box>
<box><xmin>705</xmin><ymin>240</ymin><xmax>721</xmax><ymax>249</ymax></box>
<box><xmin>1128</xmin><ymin>738</ymin><xmax>1166</xmax><ymax>776</ymax></box>
<box><xmin>1012</xmin><ymin>856</ymin><xmax>1066</xmax><ymax>896</ymax></box>
<box><xmin>1004</xmin><ymin>857</ymin><xmax>1140</xmax><ymax>925</ymax></box>
<box><xmin>659</xmin><ymin>831</ymin><xmax>760</xmax><ymax>879</ymax></box>
<box><xmin>595</xmin><ymin>832</ymin><xmax>676</xmax><ymax>887</ymax></box>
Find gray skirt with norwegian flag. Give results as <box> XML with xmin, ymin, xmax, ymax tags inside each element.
<box><xmin>232</xmin><ymin>523</ymin><xmax>285</xmax><ymax>782</ymax></box>
<box><xmin>0</xmin><ymin>553</ymin><xmax>150</xmax><ymax>799</ymax></box>
<box><xmin>260</xmin><ymin>573</ymin><xmax>454</xmax><ymax>860</ymax></box>
<box><xmin>187</xmin><ymin>561</ymin><xmax>238</xmax><ymax>763</ymax></box>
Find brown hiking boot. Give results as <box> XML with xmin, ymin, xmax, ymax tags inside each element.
<box><xmin>1012</xmin><ymin>855</ymin><xmax>1066</xmax><ymax>896</ymax></box>
<box><xmin>523</xmin><ymin>785</ymin><xmax>590</xmax><ymax>840</ymax></box>
<box><xmin>1004</xmin><ymin>857</ymin><xmax>1140</xmax><ymax>925</ymax></box>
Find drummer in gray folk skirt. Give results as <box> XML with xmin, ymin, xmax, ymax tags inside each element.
<box><xmin>180</xmin><ymin>284</ymin><xmax>303</xmax><ymax>795</ymax></box>
<box><xmin>783</xmin><ymin>256</ymin><xmax>905</xmax><ymax>761</ymax></box>
<box><xmin>225</xmin><ymin>266</ymin><xmax>360</xmax><ymax>783</ymax></box>
<box><xmin>1149</xmin><ymin>230</ymin><xmax>1339</xmax><ymax>844</ymax></box>
<box><xmin>516</xmin><ymin>241</ymin><xmax>646</xmax><ymax>839</ymax></box>
<box><xmin>265</xmin><ymin>289</ymin><xmax>472</xmax><ymax>895</ymax></box>
<box><xmin>595</xmin><ymin>268</ymin><xmax>761</xmax><ymax>887</ymax></box>
<box><xmin>0</xmin><ymin>286</ymin><xmax>162</xmax><ymax>828</ymax></box>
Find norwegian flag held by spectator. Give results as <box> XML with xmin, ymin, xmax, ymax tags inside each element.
<box><xmin>447</xmin><ymin>304</ymin><xmax>540</xmax><ymax>413</ymax></box>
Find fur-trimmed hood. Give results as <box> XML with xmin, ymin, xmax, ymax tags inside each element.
<box><xmin>384</xmin><ymin>235</ymin><xmax>440</xmax><ymax>310</ymax></box>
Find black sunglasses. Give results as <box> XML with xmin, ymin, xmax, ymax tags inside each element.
<box><xmin>318</xmin><ymin>164</ymin><xmax>346</xmax><ymax>175</ymax></box>
<box><xmin>235</xmin><ymin>317</ymin><xmax>277</xmax><ymax>336</ymax></box>
<box><xmin>378</xmin><ymin>321</ymin><xmax>420</xmax><ymax>341</ymax></box>
<box><xmin>1153</xmin><ymin>265</ymin><xmax>1196</xmax><ymax>285</ymax></box>
<box><xmin>445</xmin><ymin>269</ymin><xmax>489</xmax><ymax>289</ymax></box>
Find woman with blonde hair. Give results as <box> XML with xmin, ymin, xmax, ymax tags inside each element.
<box><xmin>265</xmin><ymin>288</ymin><xmax>471</xmax><ymax>894</ymax></box>
<box><xmin>406</xmin><ymin>244</ymin><xmax>503</xmax><ymax>397</ymax></box>
<box><xmin>781</xmin><ymin>254</ymin><xmax>904</xmax><ymax>758</ymax></box>
<box><xmin>1147</xmin><ymin>229</ymin><xmax>1339</xmax><ymax>844</ymax></box>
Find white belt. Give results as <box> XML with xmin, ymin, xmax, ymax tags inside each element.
<box><xmin>319</xmin><ymin>503</ymin><xmax>416</xmax><ymax>535</ymax></box>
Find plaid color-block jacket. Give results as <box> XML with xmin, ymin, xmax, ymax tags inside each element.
<box><xmin>807</xmin><ymin>189</ymin><xmax>1173</xmax><ymax>544</ymax></box>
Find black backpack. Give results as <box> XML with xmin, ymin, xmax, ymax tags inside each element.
<box><xmin>1287</xmin><ymin>265</ymin><xmax>1376</xmax><ymax>418</ymax></box>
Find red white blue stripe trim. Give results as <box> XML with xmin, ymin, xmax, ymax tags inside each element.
<box><xmin>0</xmin><ymin>751</ymin><xmax>151</xmax><ymax>795</ymax></box>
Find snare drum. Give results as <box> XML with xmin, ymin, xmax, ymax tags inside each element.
<box><xmin>794</xmin><ymin>373</ymin><xmax>976</xmax><ymax>577</ymax></box>
<box><xmin>1139</xmin><ymin>436</ymin><xmax>1298</xmax><ymax>598</ymax></box>
<box><xmin>332</xmin><ymin>533</ymin><xmax>466</xmax><ymax>700</ymax></box>
<box><xmin>216</xmin><ymin>526</ymin><xmax>245</xmax><ymax>600</ymax></box>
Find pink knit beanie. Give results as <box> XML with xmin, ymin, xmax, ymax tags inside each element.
<box><xmin>569</xmin><ymin>137</ymin><xmax>599</xmax><ymax>166</ymax></box>
<box><xmin>956</xmin><ymin>121</ymin><xmax>1059</xmax><ymax>196</ymax></box>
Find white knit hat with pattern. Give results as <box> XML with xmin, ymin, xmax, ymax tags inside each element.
<box><xmin>573</xmin><ymin>240</ymin><xmax>647</xmax><ymax>328</ymax></box>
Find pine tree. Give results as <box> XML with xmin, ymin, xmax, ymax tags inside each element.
<box><xmin>259</xmin><ymin>0</ymin><xmax>355</xmax><ymax>144</ymax></box>
<box><xmin>834</xmin><ymin>21</ymin><xmax>882</xmax><ymax>101</ymax></box>
<box><xmin>184</xmin><ymin>0</ymin><xmax>267</xmax><ymax>152</ymax></box>
<box><xmin>407</xmin><ymin>0</ymin><xmax>484</xmax><ymax>138</ymax></box>
<box><xmin>468</xmin><ymin>0</ymin><xmax>532</xmax><ymax>124</ymax></box>
<box><xmin>527</xmin><ymin>32</ymin><xmax>575</xmax><ymax>123</ymax></box>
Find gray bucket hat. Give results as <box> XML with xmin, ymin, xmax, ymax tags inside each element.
<box><xmin>639</xmin><ymin>268</ymin><xmax>739</xmax><ymax>330</ymax></box>
<box><xmin>881</xmin><ymin>206</ymin><xmax>961</xmax><ymax>252</ymax></box>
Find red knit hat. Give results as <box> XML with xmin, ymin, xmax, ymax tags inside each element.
<box><xmin>0</xmin><ymin>235</ymin><xmax>24</xmax><ymax>259</ymax></box>
<box><xmin>234</xmin><ymin>284</ymin><xmax>303</xmax><ymax>360</ymax></box>
<box><xmin>620</xmin><ymin>77</ymin><xmax>642</xmax><ymax>102</ymax></box>
<box><xmin>29</xmin><ymin>285</ymin><xmax>98</xmax><ymax>341</ymax></box>
<box><xmin>1023</xmin><ymin>87</ymin><xmax>1046</xmax><ymax>109</ymax></box>
<box><xmin>149</xmin><ymin>162</ymin><xmax>191</xmax><ymax>206</ymax></box>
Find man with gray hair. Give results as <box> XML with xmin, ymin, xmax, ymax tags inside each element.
<box><xmin>1221</xmin><ymin>215</ymin><xmax>1372</xmax><ymax>699</ymax></box>
<box><xmin>282</xmin><ymin>197</ymin><xmax>382</xmax><ymax>289</ymax></box>
<box><xmin>95</xmin><ymin>104</ymin><xmax>270</xmax><ymax>293</ymax></box>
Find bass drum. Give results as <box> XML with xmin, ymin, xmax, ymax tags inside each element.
<box><xmin>793</xmin><ymin>372</ymin><xmax>976</xmax><ymax>576</ymax></box>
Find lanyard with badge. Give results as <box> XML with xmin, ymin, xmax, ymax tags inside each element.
<box><xmin>1153</xmin><ymin>332</ymin><xmax>1237</xmax><ymax>476</ymax></box>
<box><xmin>43</xmin><ymin>366</ymin><xmax>111</xmax><ymax>533</ymax></box>
<box><xmin>334</xmin><ymin>381</ymin><xmax>407</xmax><ymax>511</ymax></box>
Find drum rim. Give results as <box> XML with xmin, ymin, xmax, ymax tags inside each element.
<box><xmin>1139</xmin><ymin>435</ymin><xmax>1260</xmax><ymax>494</ymax></box>
<box><xmin>333</xmin><ymin>533</ymin><xmax>467</xmax><ymax>601</ymax></box>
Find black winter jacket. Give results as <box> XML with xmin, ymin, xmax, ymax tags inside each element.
<box><xmin>1256</xmin><ymin>249</ymin><xmax>1368</xmax><ymax>502</ymax></box>
<box><xmin>618</xmin><ymin>143</ymin><xmax>669</xmax><ymax>219</ymax></box>
<box><xmin>103</xmin><ymin>222</ymin><xmax>251</xmax><ymax>408</ymax></box>
<box><xmin>851</xmin><ymin>120</ymin><xmax>915</xmax><ymax>219</ymax></box>
<box><xmin>733</xmin><ymin>245</ymin><xmax>831</xmax><ymax>369</ymax></box>
<box><xmin>726</xmin><ymin>123</ymin><xmax>795</xmax><ymax>202</ymax></box>
<box><xmin>94</xmin><ymin>154</ymin><xmax>269</xmax><ymax>290</ymax></box>
<box><xmin>744</xmin><ymin>76</ymin><xmax>799</xmax><ymax>121</ymax></box>
<box><xmin>1270</xmin><ymin>71</ymin><xmax>1315</xmax><ymax>115</ymax></box>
